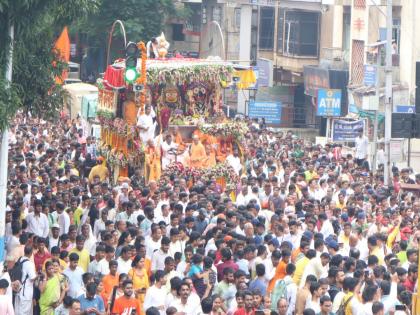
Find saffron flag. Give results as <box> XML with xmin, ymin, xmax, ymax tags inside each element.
<box><xmin>54</xmin><ymin>27</ymin><xmax>70</xmax><ymax>84</ymax></box>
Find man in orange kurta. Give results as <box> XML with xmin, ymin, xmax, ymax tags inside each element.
<box><xmin>172</xmin><ymin>127</ymin><xmax>185</xmax><ymax>150</ymax></box>
<box><xmin>145</xmin><ymin>139</ymin><xmax>161</xmax><ymax>182</ymax></box>
<box><xmin>189</xmin><ymin>135</ymin><xmax>207</xmax><ymax>168</ymax></box>
<box><xmin>204</xmin><ymin>144</ymin><xmax>216</xmax><ymax>168</ymax></box>
<box><xmin>216</xmin><ymin>140</ymin><xmax>232</xmax><ymax>163</ymax></box>
<box><xmin>268</xmin><ymin>250</ymin><xmax>291</xmax><ymax>292</ymax></box>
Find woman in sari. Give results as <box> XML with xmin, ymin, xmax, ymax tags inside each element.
<box><xmin>39</xmin><ymin>260</ymin><xmax>64</xmax><ymax>315</ymax></box>
<box><xmin>128</xmin><ymin>255</ymin><xmax>150</xmax><ymax>314</ymax></box>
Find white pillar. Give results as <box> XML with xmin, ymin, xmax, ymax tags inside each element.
<box><xmin>237</xmin><ymin>4</ymin><xmax>252</xmax><ymax>114</ymax></box>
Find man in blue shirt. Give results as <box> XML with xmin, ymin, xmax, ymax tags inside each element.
<box><xmin>77</xmin><ymin>282</ymin><xmax>105</xmax><ymax>315</ymax></box>
<box><xmin>249</xmin><ymin>263</ymin><xmax>267</xmax><ymax>296</ymax></box>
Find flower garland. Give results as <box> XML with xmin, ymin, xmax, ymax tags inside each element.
<box><xmin>160</xmin><ymin>162</ymin><xmax>240</xmax><ymax>189</ymax></box>
<box><xmin>199</xmin><ymin>121</ymin><xmax>249</xmax><ymax>141</ymax></box>
<box><xmin>97</xmin><ymin>113</ymin><xmax>137</xmax><ymax>137</ymax></box>
<box><xmin>98</xmin><ymin>142</ymin><xmax>144</xmax><ymax>168</ymax></box>
<box><xmin>136</xmin><ymin>41</ymin><xmax>147</xmax><ymax>112</ymax></box>
<box><xmin>147</xmin><ymin>64</ymin><xmax>233</xmax><ymax>86</ymax></box>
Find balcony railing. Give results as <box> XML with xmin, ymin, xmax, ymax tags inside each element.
<box><xmin>366</xmin><ymin>52</ymin><xmax>400</xmax><ymax>67</ymax></box>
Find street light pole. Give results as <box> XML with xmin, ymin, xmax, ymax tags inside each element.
<box><xmin>372</xmin><ymin>48</ymin><xmax>381</xmax><ymax>173</ymax></box>
<box><xmin>0</xmin><ymin>18</ymin><xmax>14</xmax><ymax>262</ymax></box>
<box><xmin>384</xmin><ymin>0</ymin><xmax>393</xmax><ymax>187</ymax></box>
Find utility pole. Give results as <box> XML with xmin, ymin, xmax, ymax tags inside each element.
<box><xmin>383</xmin><ymin>0</ymin><xmax>393</xmax><ymax>187</ymax></box>
<box><xmin>0</xmin><ymin>17</ymin><xmax>13</xmax><ymax>262</ymax></box>
<box><xmin>372</xmin><ymin>48</ymin><xmax>381</xmax><ymax>173</ymax></box>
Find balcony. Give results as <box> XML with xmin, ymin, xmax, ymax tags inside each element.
<box><xmin>366</xmin><ymin>52</ymin><xmax>400</xmax><ymax>67</ymax></box>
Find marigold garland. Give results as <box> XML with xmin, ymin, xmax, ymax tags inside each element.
<box><xmin>136</xmin><ymin>41</ymin><xmax>147</xmax><ymax>114</ymax></box>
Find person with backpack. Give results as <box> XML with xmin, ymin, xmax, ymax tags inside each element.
<box><xmin>13</xmin><ymin>244</ymin><xmax>37</xmax><ymax>314</ymax></box>
<box><xmin>271</xmin><ymin>263</ymin><xmax>296</xmax><ymax>314</ymax></box>
<box><xmin>337</xmin><ymin>277</ymin><xmax>360</xmax><ymax>315</ymax></box>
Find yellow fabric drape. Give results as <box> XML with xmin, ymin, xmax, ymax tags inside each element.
<box><xmin>233</xmin><ymin>69</ymin><xmax>257</xmax><ymax>89</ymax></box>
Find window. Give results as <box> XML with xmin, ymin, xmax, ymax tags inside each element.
<box><xmin>259</xmin><ymin>7</ymin><xmax>275</xmax><ymax>50</ymax></box>
<box><xmin>234</xmin><ymin>8</ymin><xmax>241</xmax><ymax>29</ymax></box>
<box><xmin>202</xmin><ymin>7</ymin><xmax>207</xmax><ymax>24</ymax></box>
<box><xmin>392</xmin><ymin>18</ymin><xmax>401</xmax><ymax>54</ymax></box>
<box><xmin>279</xmin><ymin>10</ymin><xmax>320</xmax><ymax>57</ymax></box>
<box><xmin>172</xmin><ymin>24</ymin><xmax>185</xmax><ymax>41</ymax></box>
<box><xmin>277</xmin><ymin>9</ymin><xmax>285</xmax><ymax>53</ymax></box>
<box><xmin>354</xmin><ymin>0</ymin><xmax>366</xmax><ymax>8</ymax></box>
<box><xmin>212</xmin><ymin>6</ymin><xmax>222</xmax><ymax>25</ymax></box>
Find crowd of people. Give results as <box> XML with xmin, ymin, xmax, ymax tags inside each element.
<box><xmin>1</xmin><ymin>112</ymin><xmax>419</xmax><ymax>315</ymax></box>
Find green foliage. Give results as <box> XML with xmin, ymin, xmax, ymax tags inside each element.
<box><xmin>0</xmin><ymin>0</ymin><xmax>99</xmax><ymax>131</ymax></box>
<box><xmin>75</xmin><ymin>0</ymin><xmax>177</xmax><ymax>54</ymax></box>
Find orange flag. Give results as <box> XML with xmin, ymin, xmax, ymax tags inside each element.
<box><xmin>53</xmin><ymin>27</ymin><xmax>70</xmax><ymax>84</ymax></box>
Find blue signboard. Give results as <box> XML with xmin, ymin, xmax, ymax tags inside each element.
<box><xmin>256</xmin><ymin>59</ymin><xmax>271</xmax><ymax>87</ymax></box>
<box><xmin>395</xmin><ymin>105</ymin><xmax>415</xmax><ymax>113</ymax></box>
<box><xmin>364</xmin><ymin>65</ymin><xmax>377</xmax><ymax>86</ymax></box>
<box><xmin>333</xmin><ymin>119</ymin><xmax>365</xmax><ymax>142</ymax></box>
<box><xmin>317</xmin><ymin>89</ymin><xmax>342</xmax><ymax>117</ymax></box>
<box><xmin>248</xmin><ymin>101</ymin><xmax>282</xmax><ymax>125</ymax></box>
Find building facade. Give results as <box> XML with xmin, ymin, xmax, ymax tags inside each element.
<box><xmin>196</xmin><ymin>0</ymin><xmax>420</xmax><ymax>128</ymax></box>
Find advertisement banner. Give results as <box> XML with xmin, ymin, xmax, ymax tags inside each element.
<box><xmin>317</xmin><ymin>89</ymin><xmax>342</xmax><ymax>117</ymax></box>
<box><xmin>248</xmin><ymin>101</ymin><xmax>282</xmax><ymax>125</ymax></box>
<box><xmin>332</xmin><ymin>119</ymin><xmax>365</xmax><ymax>142</ymax></box>
<box><xmin>303</xmin><ymin>66</ymin><xmax>330</xmax><ymax>97</ymax></box>
<box><xmin>364</xmin><ymin>65</ymin><xmax>377</xmax><ymax>86</ymax></box>
<box><xmin>256</xmin><ymin>58</ymin><xmax>273</xmax><ymax>87</ymax></box>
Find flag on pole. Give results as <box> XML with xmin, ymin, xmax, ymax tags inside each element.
<box><xmin>53</xmin><ymin>27</ymin><xmax>70</xmax><ymax>84</ymax></box>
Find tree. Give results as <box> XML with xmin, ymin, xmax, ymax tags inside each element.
<box><xmin>74</xmin><ymin>0</ymin><xmax>177</xmax><ymax>72</ymax></box>
<box><xmin>0</xmin><ymin>0</ymin><xmax>99</xmax><ymax>130</ymax></box>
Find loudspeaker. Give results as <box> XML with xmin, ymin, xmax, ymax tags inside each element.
<box><xmin>391</xmin><ymin>113</ymin><xmax>414</xmax><ymax>138</ymax></box>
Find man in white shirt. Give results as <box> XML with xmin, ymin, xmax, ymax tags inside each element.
<box><xmin>55</xmin><ymin>202</ymin><xmax>70</xmax><ymax>236</ymax></box>
<box><xmin>355</xmin><ymin>128</ymin><xmax>369</xmax><ymax>168</ymax></box>
<box><xmin>63</xmin><ymin>253</ymin><xmax>85</xmax><ymax>298</ymax></box>
<box><xmin>25</xmin><ymin>199</ymin><xmax>49</xmax><ymax>238</ymax></box>
<box><xmin>143</xmin><ymin>270</ymin><xmax>167</xmax><ymax>315</ymax></box>
<box><xmin>14</xmin><ymin>245</ymin><xmax>37</xmax><ymax>315</ymax></box>
<box><xmin>151</xmin><ymin>236</ymin><xmax>171</xmax><ymax>272</ymax></box>
<box><xmin>161</xmin><ymin>134</ymin><xmax>178</xmax><ymax>170</ymax></box>
<box><xmin>170</xmin><ymin>282</ymin><xmax>203</xmax><ymax>315</ymax></box>
<box><xmin>117</xmin><ymin>246</ymin><xmax>133</xmax><ymax>275</ymax></box>
<box><xmin>226</xmin><ymin>149</ymin><xmax>242</xmax><ymax>175</ymax></box>
<box><xmin>137</xmin><ymin>105</ymin><xmax>156</xmax><ymax>144</ymax></box>
<box><xmin>299</xmin><ymin>253</ymin><xmax>331</xmax><ymax>288</ymax></box>
<box><xmin>146</xmin><ymin>225</ymin><xmax>163</xmax><ymax>259</ymax></box>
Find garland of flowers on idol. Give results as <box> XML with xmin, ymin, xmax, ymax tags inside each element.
<box><xmin>97</xmin><ymin>141</ymin><xmax>144</xmax><ymax>168</ymax></box>
<box><xmin>198</xmin><ymin>121</ymin><xmax>249</xmax><ymax>141</ymax></box>
<box><xmin>147</xmin><ymin>64</ymin><xmax>233</xmax><ymax>85</ymax></box>
<box><xmin>160</xmin><ymin>162</ymin><xmax>240</xmax><ymax>189</ymax></box>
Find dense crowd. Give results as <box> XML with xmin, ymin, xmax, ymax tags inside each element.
<box><xmin>1</xmin><ymin>113</ymin><xmax>419</xmax><ymax>315</ymax></box>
